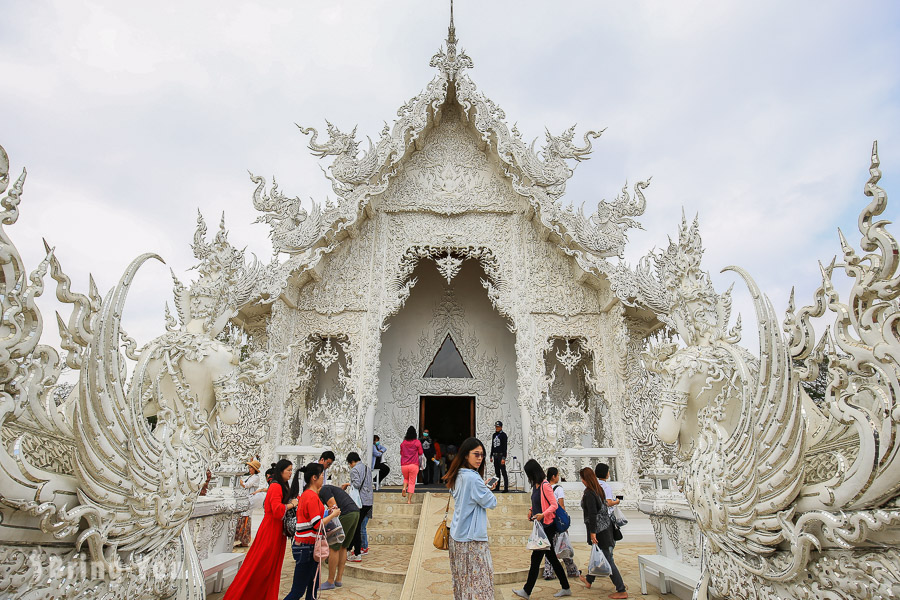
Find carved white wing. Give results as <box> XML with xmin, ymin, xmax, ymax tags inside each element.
<box><xmin>73</xmin><ymin>253</ymin><xmax>206</xmax><ymax>561</ymax></box>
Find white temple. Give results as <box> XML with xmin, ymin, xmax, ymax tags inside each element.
<box><xmin>1</xmin><ymin>6</ymin><xmax>898</xmax><ymax>600</ymax></box>
<box><xmin>236</xmin><ymin>12</ymin><xmax>661</xmax><ymax>502</ymax></box>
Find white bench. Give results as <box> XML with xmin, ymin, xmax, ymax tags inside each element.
<box><xmin>201</xmin><ymin>552</ymin><xmax>245</xmax><ymax>593</ymax></box>
<box><xmin>638</xmin><ymin>554</ymin><xmax>701</xmax><ymax>595</ymax></box>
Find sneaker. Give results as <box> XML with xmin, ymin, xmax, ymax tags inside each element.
<box><xmin>319</xmin><ymin>582</ymin><xmax>336</xmax><ymax>591</ymax></box>
<box><xmin>348</xmin><ymin>554</ymin><xmax>362</xmax><ymax>562</ymax></box>
<box><xmin>361</xmin><ymin>547</ymin><xmax>369</xmax><ymax>555</ymax></box>
<box><xmin>554</xmin><ymin>590</ymin><xmax>572</xmax><ymax>598</ymax></box>
<box><xmin>512</xmin><ymin>590</ymin><xmax>531</xmax><ymax>599</ymax></box>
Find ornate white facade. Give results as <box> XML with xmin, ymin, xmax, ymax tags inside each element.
<box><xmin>244</xmin><ymin>15</ymin><xmax>659</xmax><ymax>494</ymax></box>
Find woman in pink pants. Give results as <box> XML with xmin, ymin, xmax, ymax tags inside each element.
<box><xmin>399</xmin><ymin>426</ymin><xmax>424</xmax><ymax>505</ymax></box>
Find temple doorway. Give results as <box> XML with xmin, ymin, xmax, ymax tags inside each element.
<box><xmin>419</xmin><ymin>395</ymin><xmax>475</xmax><ymax>450</ymax></box>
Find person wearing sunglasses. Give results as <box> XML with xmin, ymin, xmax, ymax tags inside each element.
<box><xmin>444</xmin><ymin>437</ymin><xmax>498</xmax><ymax>600</ymax></box>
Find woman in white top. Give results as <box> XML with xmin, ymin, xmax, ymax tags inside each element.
<box><xmin>542</xmin><ymin>467</ymin><xmax>580</xmax><ymax>580</ymax></box>
<box><xmin>235</xmin><ymin>459</ymin><xmax>265</xmax><ymax>547</ymax></box>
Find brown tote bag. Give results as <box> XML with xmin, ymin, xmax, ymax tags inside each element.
<box><xmin>433</xmin><ymin>494</ymin><xmax>452</xmax><ymax>550</ymax></box>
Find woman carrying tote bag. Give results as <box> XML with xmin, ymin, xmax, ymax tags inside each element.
<box><xmin>513</xmin><ymin>460</ymin><xmax>571</xmax><ymax>599</ymax></box>
<box><xmin>578</xmin><ymin>468</ymin><xmax>627</xmax><ymax>598</ymax></box>
<box><xmin>445</xmin><ymin>437</ymin><xmax>498</xmax><ymax>600</ymax></box>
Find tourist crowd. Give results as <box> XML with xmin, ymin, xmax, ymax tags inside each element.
<box><xmin>221</xmin><ymin>426</ymin><xmax>628</xmax><ymax>600</ymax></box>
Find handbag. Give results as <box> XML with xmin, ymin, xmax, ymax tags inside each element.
<box><xmin>433</xmin><ymin>494</ymin><xmax>452</xmax><ymax>550</ymax></box>
<box><xmin>612</xmin><ymin>520</ymin><xmax>623</xmax><ymax>541</ymax></box>
<box><xmin>314</xmin><ymin>520</ymin><xmax>330</xmax><ymax>562</ymax></box>
<box><xmin>283</xmin><ymin>505</ymin><xmax>297</xmax><ymax>538</ymax></box>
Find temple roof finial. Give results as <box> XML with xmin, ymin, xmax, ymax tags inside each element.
<box><xmin>448</xmin><ymin>0</ymin><xmax>457</xmax><ymax>47</ymax></box>
<box><xmin>430</xmin><ymin>0</ymin><xmax>472</xmax><ymax>78</ymax></box>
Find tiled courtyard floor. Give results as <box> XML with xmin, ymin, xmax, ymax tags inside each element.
<box><xmin>208</xmin><ymin>541</ymin><xmax>678</xmax><ymax>599</ymax></box>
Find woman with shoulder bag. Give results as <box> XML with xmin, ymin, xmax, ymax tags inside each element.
<box><xmin>578</xmin><ymin>468</ymin><xmax>627</xmax><ymax>598</ymax></box>
<box><xmin>224</xmin><ymin>460</ymin><xmax>297</xmax><ymax>600</ymax></box>
<box><xmin>283</xmin><ymin>463</ymin><xmax>341</xmax><ymax>600</ymax></box>
<box><xmin>513</xmin><ymin>460</ymin><xmax>571</xmax><ymax>599</ymax></box>
<box><xmin>542</xmin><ymin>467</ymin><xmax>580</xmax><ymax>580</ymax></box>
<box><xmin>445</xmin><ymin>437</ymin><xmax>498</xmax><ymax>600</ymax></box>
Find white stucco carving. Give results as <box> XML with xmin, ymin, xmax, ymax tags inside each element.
<box><xmin>638</xmin><ymin>144</ymin><xmax>900</xmax><ymax>599</ymax></box>
<box><xmin>0</xmin><ymin>150</ymin><xmax>291</xmax><ymax>598</ymax></box>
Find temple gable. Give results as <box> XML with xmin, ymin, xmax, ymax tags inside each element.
<box><xmin>377</xmin><ymin>104</ymin><xmax>520</xmax><ymax>216</ymax></box>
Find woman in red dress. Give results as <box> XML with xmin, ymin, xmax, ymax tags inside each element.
<box><xmin>224</xmin><ymin>459</ymin><xmax>297</xmax><ymax>600</ymax></box>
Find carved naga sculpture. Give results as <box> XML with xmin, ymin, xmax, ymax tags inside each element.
<box><xmin>0</xmin><ymin>143</ymin><xmax>287</xmax><ymax>599</ymax></box>
<box><xmin>297</xmin><ymin>121</ymin><xmax>384</xmax><ymax>194</ymax></box>
<box><xmin>506</xmin><ymin>125</ymin><xmax>602</xmax><ymax>199</ymax></box>
<box><xmin>642</xmin><ymin>144</ymin><xmax>900</xmax><ymax>599</ymax></box>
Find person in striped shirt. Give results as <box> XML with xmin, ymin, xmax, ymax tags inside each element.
<box><xmin>284</xmin><ymin>463</ymin><xmax>341</xmax><ymax>600</ymax></box>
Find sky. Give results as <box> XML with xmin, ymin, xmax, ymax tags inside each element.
<box><xmin>2</xmin><ymin>1</ymin><xmax>899</xmax><ymax>355</ymax></box>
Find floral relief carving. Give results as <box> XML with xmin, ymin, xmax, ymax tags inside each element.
<box><xmin>380</xmin><ymin>105</ymin><xmax>519</xmax><ymax>216</ymax></box>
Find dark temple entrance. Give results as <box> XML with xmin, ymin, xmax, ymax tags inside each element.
<box><xmin>419</xmin><ymin>396</ymin><xmax>475</xmax><ymax>451</ymax></box>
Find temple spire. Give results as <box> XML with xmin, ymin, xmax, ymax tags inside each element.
<box><xmin>430</xmin><ymin>0</ymin><xmax>472</xmax><ymax>78</ymax></box>
<box><xmin>447</xmin><ymin>0</ymin><xmax>457</xmax><ymax>48</ymax></box>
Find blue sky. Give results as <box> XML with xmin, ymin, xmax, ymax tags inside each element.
<box><xmin>1</xmin><ymin>1</ymin><xmax>898</xmax><ymax>352</ymax></box>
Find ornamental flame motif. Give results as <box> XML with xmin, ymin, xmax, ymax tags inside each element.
<box><xmin>555</xmin><ymin>339</ymin><xmax>583</xmax><ymax>374</ymax></box>
<box><xmin>315</xmin><ymin>336</ymin><xmax>340</xmax><ymax>371</ymax></box>
<box><xmin>435</xmin><ymin>250</ymin><xmax>464</xmax><ymax>284</ymax></box>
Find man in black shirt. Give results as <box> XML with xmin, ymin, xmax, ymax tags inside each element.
<box><xmin>318</xmin><ymin>484</ymin><xmax>360</xmax><ymax>590</ymax></box>
<box><xmin>420</xmin><ymin>429</ymin><xmax>436</xmax><ymax>484</ymax></box>
<box><xmin>491</xmin><ymin>420</ymin><xmax>508</xmax><ymax>492</ymax></box>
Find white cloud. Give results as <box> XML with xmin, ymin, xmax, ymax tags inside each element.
<box><xmin>1</xmin><ymin>0</ymin><xmax>898</xmax><ymax>354</ymax></box>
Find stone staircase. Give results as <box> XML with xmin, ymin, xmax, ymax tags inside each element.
<box><xmin>345</xmin><ymin>489</ymin><xmax>535</xmax><ymax>592</ymax></box>
<box><xmin>483</xmin><ymin>491</ymin><xmax>536</xmax><ymax>546</ymax></box>
<box><xmin>342</xmin><ymin>491</ymin><xmax>420</xmax><ymax>584</ymax></box>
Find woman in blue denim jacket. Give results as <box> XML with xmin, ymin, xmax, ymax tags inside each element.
<box><xmin>445</xmin><ymin>437</ymin><xmax>499</xmax><ymax>600</ymax></box>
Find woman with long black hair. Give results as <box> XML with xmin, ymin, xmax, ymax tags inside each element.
<box><xmin>445</xmin><ymin>437</ymin><xmax>498</xmax><ymax>600</ymax></box>
<box><xmin>224</xmin><ymin>459</ymin><xmax>298</xmax><ymax>600</ymax></box>
<box><xmin>283</xmin><ymin>462</ymin><xmax>342</xmax><ymax>600</ymax></box>
<box><xmin>513</xmin><ymin>459</ymin><xmax>571</xmax><ymax>599</ymax></box>
<box><xmin>400</xmin><ymin>425</ymin><xmax>424</xmax><ymax>505</ymax></box>
<box><xmin>578</xmin><ymin>468</ymin><xmax>627</xmax><ymax>598</ymax></box>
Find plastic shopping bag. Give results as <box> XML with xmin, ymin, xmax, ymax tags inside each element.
<box><xmin>554</xmin><ymin>531</ymin><xmax>574</xmax><ymax>559</ymax></box>
<box><xmin>526</xmin><ymin>520</ymin><xmax>551</xmax><ymax>550</ymax></box>
<box><xmin>587</xmin><ymin>544</ymin><xmax>612</xmax><ymax>576</ymax></box>
<box><xmin>324</xmin><ymin>510</ymin><xmax>345</xmax><ymax>546</ymax></box>
<box><xmin>612</xmin><ymin>506</ymin><xmax>628</xmax><ymax>527</ymax></box>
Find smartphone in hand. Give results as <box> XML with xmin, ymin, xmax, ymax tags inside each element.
<box><xmin>485</xmin><ymin>476</ymin><xmax>499</xmax><ymax>488</ymax></box>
